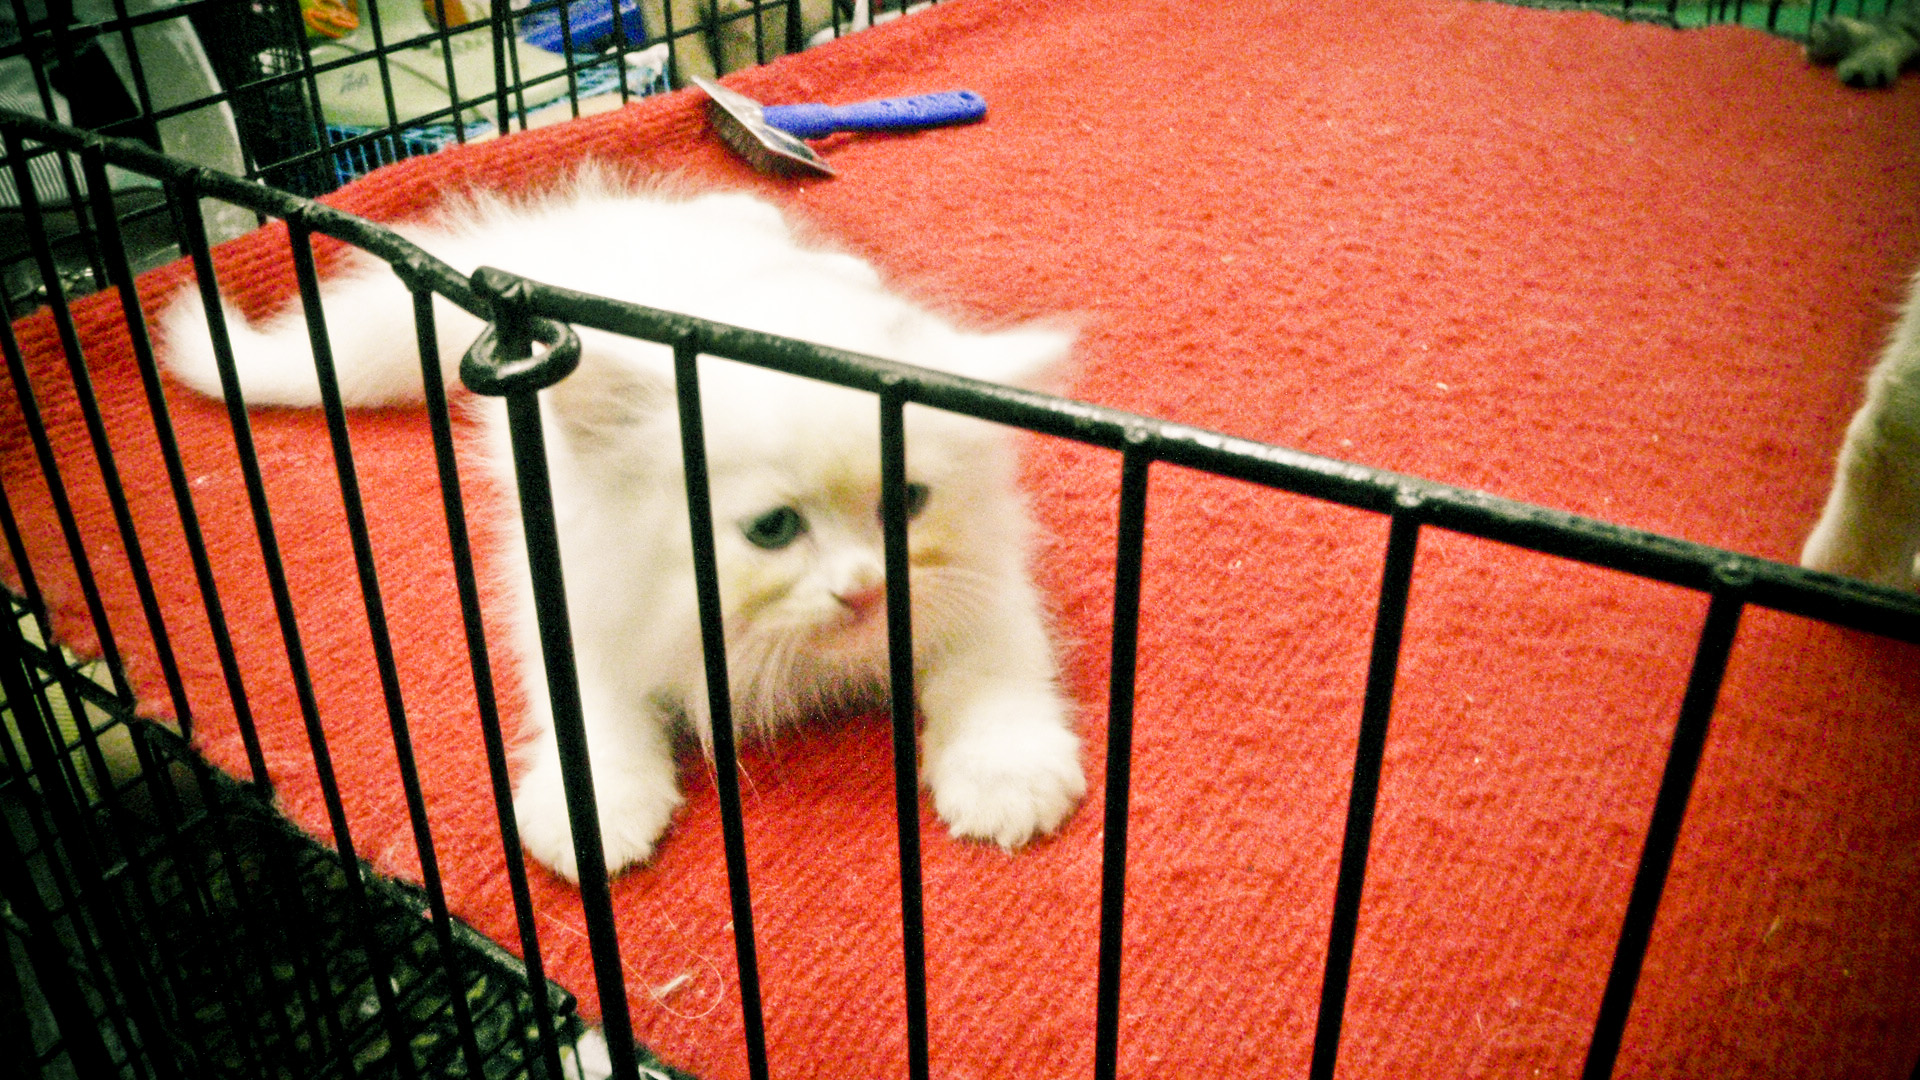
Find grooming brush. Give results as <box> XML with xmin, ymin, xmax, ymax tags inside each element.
<box><xmin>692</xmin><ymin>75</ymin><xmax>987</xmax><ymax>178</ymax></box>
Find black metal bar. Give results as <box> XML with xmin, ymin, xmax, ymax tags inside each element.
<box><xmin>601</xmin><ymin>0</ymin><xmax>632</xmax><ymax>109</ymax></box>
<box><xmin>5</xmin><ymin>5</ymin><xmax>95</xmax><ymax>260</ymax></box>
<box><xmin>501</xmin><ymin>13</ymin><xmax>536</xmax><ymax>132</ymax></box>
<box><xmin>472</xmin><ymin>289</ymin><xmax>641</xmax><ymax>1079</ymax></box>
<box><xmin>407</xmin><ymin>279</ymin><xmax>569</xmax><ymax>1080</ymax></box>
<box><xmin>350</xmin><ymin>0</ymin><xmax>404</xmax><ymax>138</ymax></box>
<box><xmin>0</xmin><ymin>130</ymin><xmax>136</xmax><ymax>703</ymax></box>
<box><xmin>0</xmin><ymin>751</ymin><xmax>123</xmax><ymax>1080</ymax></box>
<box><xmin>152</xmin><ymin>730</ymin><xmax>308</xmax><ymax>1075</ymax></box>
<box><xmin>1093</xmin><ymin>433</ymin><xmax>1152</xmax><ymax>1080</ymax></box>
<box><xmin>0</xmin><ymin>610</ymin><xmax>150</xmax><ymax>1074</ymax></box>
<box><xmin>0</xmin><ymin>599</ymin><xmax>184</xmax><ymax>1080</ymax></box>
<box><xmin>673</xmin><ymin>335</ymin><xmax>772</xmax><ymax>1080</ymax></box>
<box><xmin>0</xmin><ymin>343</ymin><xmax>138</xmax><ymax>820</ymax></box>
<box><xmin>286</xmin><ymin>211</ymin><xmax>486</xmax><ymax>1078</ymax></box>
<box><xmin>0</xmin><ymin>465</ymin><xmax>111</xmax><ymax>825</ymax></box>
<box><xmin>117</xmin><ymin>720</ymin><xmax>283</xmax><ymax>1077</ymax></box>
<box><xmin>0</xmin><ymin>900</ymin><xmax>57</xmax><ymax>1078</ymax></box>
<box><xmin>283</xmin><ymin>215</ymin><xmax>425</xmax><ymax>1080</ymax></box>
<box><xmin>495</xmin><ymin>0</ymin><xmax>518</xmax><ymax>132</ymax></box>
<box><xmin>1309</xmin><ymin>504</ymin><xmax>1422</xmax><ymax>1080</ymax></box>
<box><xmin>660</xmin><ymin>0</ymin><xmax>684</xmax><ymax>86</ymax></box>
<box><xmin>879</xmin><ymin>377</ymin><xmax>931</xmax><ymax>1080</ymax></box>
<box><xmin>169</xmin><ymin>188</ymin><xmax>323</xmax><ymax>744</ymax></box>
<box><xmin>501</xmin><ymin>380</ymin><xmax>644</xmax><ymax>1077</ymax></box>
<box><xmin>0</xmin><ymin>719</ymin><xmax>147</xmax><ymax>1080</ymax></box>
<box><xmin>102</xmin><ymin>0</ymin><xmax>157</xmax><ymax>127</ymax></box>
<box><xmin>234</xmin><ymin>769</ymin><xmax>355</xmax><ymax>1069</ymax></box>
<box><xmin>159</xmin><ymin>171</ymin><xmax>280</xmax><ymax>787</ymax></box>
<box><xmin>0</xmin><ymin>152</ymin><xmax>223</xmax><ymax>1013</ymax></box>
<box><xmin>1581</xmin><ymin>586</ymin><xmax>1746</xmax><ymax>1080</ymax></box>
<box><xmin>281</xmin><ymin>0</ymin><xmax>345</xmax><ymax>196</ymax></box>
<box><xmin>0</xmin><ymin>325</ymin><xmax>186</xmax><ymax>931</ymax></box>
<box><xmin>20</xmin><ymin>17</ymin><xmax>110</xmax><ymax>281</ymax></box>
<box><xmin>81</xmin><ymin>149</ymin><xmax>249</xmax><ymax>754</ymax></box>
<box><xmin>547</xmin><ymin>0</ymin><xmax>587</xmax><ymax>123</ymax></box>
<box><xmin>428</xmin><ymin>0</ymin><xmax>465</xmax><ymax>139</ymax></box>
<box><xmin>460</xmin><ymin>280</ymin><xmax>1920</xmax><ymax>645</ymax></box>
<box><xmin>168</xmin><ymin>172</ymin><xmax>346</xmax><ymax>846</ymax></box>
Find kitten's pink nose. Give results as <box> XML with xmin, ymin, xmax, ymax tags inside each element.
<box><xmin>835</xmin><ymin>582</ymin><xmax>887</xmax><ymax>617</ymax></box>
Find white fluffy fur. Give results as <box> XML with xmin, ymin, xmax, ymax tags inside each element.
<box><xmin>1803</xmin><ymin>267</ymin><xmax>1920</xmax><ymax>591</ymax></box>
<box><xmin>160</xmin><ymin>168</ymin><xmax>1085</xmax><ymax>879</ymax></box>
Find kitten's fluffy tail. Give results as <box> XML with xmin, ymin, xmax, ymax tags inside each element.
<box><xmin>159</xmin><ymin>264</ymin><xmax>479</xmax><ymax>408</ymax></box>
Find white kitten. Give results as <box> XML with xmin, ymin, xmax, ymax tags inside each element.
<box><xmin>1803</xmin><ymin>267</ymin><xmax>1920</xmax><ymax>591</ymax></box>
<box><xmin>160</xmin><ymin>167</ymin><xmax>1085</xmax><ymax>879</ymax></box>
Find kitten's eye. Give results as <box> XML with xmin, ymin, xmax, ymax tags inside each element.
<box><xmin>884</xmin><ymin>483</ymin><xmax>930</xmax><ymax>521</ymax></box>
<box><xmin>742</xmin><ymin>506</ymin><xmax>807</xmax><ymax>549</ymax></box>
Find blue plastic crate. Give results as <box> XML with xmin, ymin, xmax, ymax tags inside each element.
<box><xmin>520</xmin><ymin>0</ymin><xmax>648</xmax><ymax>54</ymax></box>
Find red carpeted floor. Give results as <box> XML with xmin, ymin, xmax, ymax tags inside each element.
<box><xmin>4</xmin><ymin>0</ymin><xmax>1920</xmax><ymax>1076</ymax></box>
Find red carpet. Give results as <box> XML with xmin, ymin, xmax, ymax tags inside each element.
<box><xmin>4</xmin><ymin>0</ymin><xmax>1920</xmax><ymax>1076</ymax></box>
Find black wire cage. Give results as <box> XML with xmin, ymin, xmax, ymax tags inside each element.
<box><xmin>1</xmin><ymin>2</ymin><xmax>1918</xmax><ymax>1080</ymax></box>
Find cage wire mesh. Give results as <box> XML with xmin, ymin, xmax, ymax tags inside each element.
<box><xmin>1</xmin><ymin>1</ymin><xmax>1919</xmax><ymax>1079</ymax></box>
<box><xmin>0</xmin><ymin>0</ymin><xmax>904</xmax><ymax>315</ymax></box>
<box><xmin>2</xmin><ymin>586</ymin><xmax>589</xmax><ymax>1079</ymax></box>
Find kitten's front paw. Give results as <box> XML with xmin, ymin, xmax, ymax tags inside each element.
<box><xmin>924</xmin><ymin>697</ymin><xmax>1085</xmax><ymax>850</ymax></box>
<box><xmin>513</xmin><ymin>757</ymin><xmax>683</xmax><ymax>882</ymax></box>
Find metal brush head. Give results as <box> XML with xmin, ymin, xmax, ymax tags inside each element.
<box><xmin>691</xmin><ymin>76</ymin><xmax>837</xmax><ymax>178</ymax></box>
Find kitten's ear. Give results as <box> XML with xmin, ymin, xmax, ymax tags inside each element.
<box><xmin>929</xmin><ymin>323</ymin><xmax>1077</xmax><ymax>392</ymax></box>
<box><xmin>545</xmin><ymin>340</ymin><xmax>674</xmax><ymax>456</ymax></box>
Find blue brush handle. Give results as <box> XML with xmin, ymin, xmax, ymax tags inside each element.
<box><xmin>761</xmin><ymin>91</ymin><xmax>986</xmax><ymax>139</ymax></box>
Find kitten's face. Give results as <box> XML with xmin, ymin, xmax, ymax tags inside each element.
<box><xmin>547</xmin><ymin>322</ymin><xmax>1065</xmax><ymax>726</ymax></box>
<box><xmin>690</xmin><ymin>372</ymin><xmax>1025</xmax><ymax>721</ymax></box>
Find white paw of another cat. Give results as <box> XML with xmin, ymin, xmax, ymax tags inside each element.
<box><xmin>924</xmin><ymin>701</ymin><xmax>1086</xmax><ymax>851</ymax></box>
<box><xmin>513</xmin><ymin>758</ymin><xmax>683</xmax><ymax>882</ymax></box>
